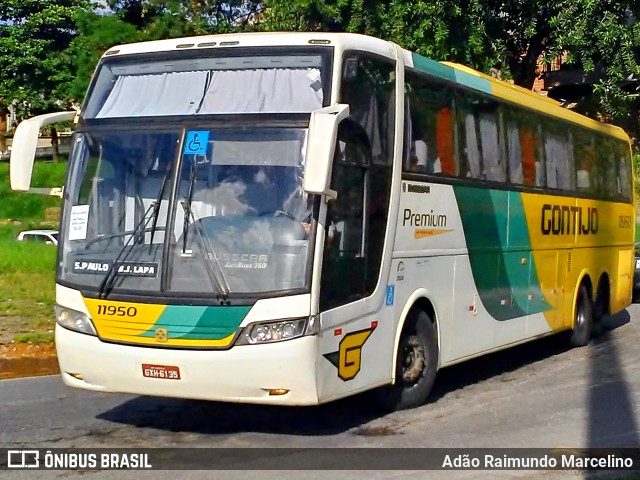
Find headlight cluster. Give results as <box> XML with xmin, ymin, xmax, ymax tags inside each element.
<box><xmin>236</xmin><ymin>316</ymin><xmax>318</xmax><ymax>345</ymax></box>
<box><xmin>55</xmin><ymin>305</ymin><xmax>97</xmax><ymax>336</ymax></box>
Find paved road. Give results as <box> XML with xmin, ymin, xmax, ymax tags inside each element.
<box><xmin>2</xmin><ymin>305</ymin><xmax>640</xmax><ymax>479</ymax></box>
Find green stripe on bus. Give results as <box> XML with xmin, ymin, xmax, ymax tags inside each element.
<box><xmin>452</xmin><ymin>69</ymin><xmax>492</xmax><ymax>94</ymax></box>
<box><xmin>139</xmin><ymin>305</ymin><xmax>249</xmax><ymax>340</ymax></box>
<box><xmin>453</xmin><ymin>186</ymin><xmax>549</xmax><ymax>320</ymax></box>
<box><xmin>411</xmin><ymin>53</ymin><xmax>457</xmax><ymax>82</ymax></box>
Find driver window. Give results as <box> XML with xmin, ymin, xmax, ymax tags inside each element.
<box><xmin>320</xmin><ymin>123</ymin><xmax>368</xmax><ymax>310</ymax></box>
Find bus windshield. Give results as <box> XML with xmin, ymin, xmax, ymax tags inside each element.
<box><xmin>59</xmin><ymin>126</ymin><xmax>314</xmax><ymax>299</ymax></box>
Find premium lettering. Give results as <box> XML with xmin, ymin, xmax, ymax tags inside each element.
<box><xmin>403</xmin><ymin>208</ymin><xmax>447</xmax><ymax>228</ymax></box>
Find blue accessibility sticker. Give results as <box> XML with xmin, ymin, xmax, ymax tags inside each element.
<box><xmin>385</xmin><ymin>285</ymin><xmax>395</xmax><ymax>306</ymax></box>
<box><xmin>183</xmin><ymin>130</ymin><xmax>210</xmax><ymax>155</ymax></box>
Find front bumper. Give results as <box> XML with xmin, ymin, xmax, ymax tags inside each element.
<box><xmin>55</xmin><ymin>324</ymin><xmax>319</xmax><ymax>405</ymax></box>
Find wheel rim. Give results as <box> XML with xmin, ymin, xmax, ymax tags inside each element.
<box><xmin>401</xmin><ymin>335</ymin><xmax>426</xmax><ymax>384</ymax></box>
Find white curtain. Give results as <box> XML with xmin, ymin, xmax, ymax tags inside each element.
<box><xmin>479</xmin><ymin>115</ymin><xmax>504</xmax><ymax>182</ymax></box>
<box><xmin>96</xmin><ymin>68</ymin><xmax>323</xmax><ymax>117</ymax></box>
<box><xmin>464</xmin><ymin>115</ymin><xmax>481</xmax><ymax>178</ymax></box>
<box><xmin>97</xmin><ymin>71</ymin><xmax>209</xmax><ymax>118</ymax></box>
<box><xmin>507</xmin><ymin>122</ymin><xmax>523</xmax><ymax>184</ymax></box>
<box><xmin>199</xmin><ymin>68</ymin><xmax>323</xmax><ymax>114</ymax></box>
<box><xmin>545</xmin><ymin>134</ymin><xmax>574</xmax><ymax>189</ymax></box>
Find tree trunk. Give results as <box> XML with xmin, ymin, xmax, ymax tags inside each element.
<box><xmin>0</xmin><ymin>114</ymin><xmax>6</xmax><ymax>153</ymax></box>
<box><xmin>51</xmin><ymin>126</ymin><xmax>59</xmax><ymax>163</ymax></box>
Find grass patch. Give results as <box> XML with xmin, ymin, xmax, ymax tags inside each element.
<box><xmin>14</xmin><ymin>331</ymin><xmax>55</xmax><ymax>344</ymax></box>
<box><xmin>0</xmin><ymin>270</ymin><xmax>56</xmax><ymax>317</ymax></box>
<box><xmin>0</xmin><ymin>239</ymin><xmax>57</xmax><ymax>274</ymax></box>
<box><xmin>0</xmin><ymin>160</ymin><xmax>65</xmax><ymax>343</ymax></box>
<box><xmin>0</xmin><ymin>161</ymin><xmax>66</xmax><ymax>221</ymax></box>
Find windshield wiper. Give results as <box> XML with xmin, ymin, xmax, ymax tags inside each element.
<box><xmin>97</xmin><ymin>202</ymin><xmax>157</xmax><ymax>298</ymax></box>
<box><xmin>97</xmin><ymin>164</ymin><xmax>172</xmax><ymax>299</ymax></box>
<box><xmin>180</xmin><ymin>201</ymin><xmax>230</xmax><ymax>303</ymax></box>
<box><xmin>179</xmin><ymin>156</ymin><xmax>230</xmax><ymax>303</ymax></box>
<box><xmin>148</xmin><ymin>161</ymin><xmax>171</xmax><ymax>251</ymax></box>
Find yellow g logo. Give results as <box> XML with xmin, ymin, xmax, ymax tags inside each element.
<box><xmin>155</xmin><ymin>328</ymin><xmax>168</xmax><ymax>343</ymax></box>
<box><xmin>324</xmin><ymin>328</ymin><xmax>374</xmax><ymax>381</ymax></box>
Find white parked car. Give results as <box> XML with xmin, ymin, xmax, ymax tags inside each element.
<box><xmin>16</xmin><ymin>229</ymin><xmax>59</xmax><ymax>245</ymax></box>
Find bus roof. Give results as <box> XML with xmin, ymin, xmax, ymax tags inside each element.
<box><xmin>102</xmin><ymin>32</ymin><xmax>629</xmax><ymax>143</ymax></box>
<box><xmin>102</xmin><ymin>31</ymin><xmax>396</xmax><ymax>60</ymax></box>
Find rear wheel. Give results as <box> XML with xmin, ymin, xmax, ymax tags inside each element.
<box><xmin>569</xmin><ymin>284</ymin><xmax>593</xmax><ymax>347</ymax></box>
<box><xmin>377</xmin><ymin>309</ymin><xmax>438</xmax><ymax>411</ymax></box>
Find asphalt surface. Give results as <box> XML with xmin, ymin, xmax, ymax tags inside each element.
<box><xmin>2</xmin><ymin>305</ymin><xmax>640</xmax><ymax>479</ymax></box>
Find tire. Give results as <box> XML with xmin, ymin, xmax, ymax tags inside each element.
<box><xmin>569</xmin><ymin>284</ymin><xmax>593</xmax><ymax>348</ymax></box>
<box><xmin>377</xmin><ymin>309</ymin><xmax>438</xmax><ymax>411</ymax></box>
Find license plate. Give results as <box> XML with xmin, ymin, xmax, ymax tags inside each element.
<box><xmin>142</xmin><ymin>363</ymin><xmax>181</xmax><ymax>380</ymax></box>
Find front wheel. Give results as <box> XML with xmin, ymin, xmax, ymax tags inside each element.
<box><xmin>568</xmin><ymin>284</ymin><xmax>593</xmax><ymax>347</ymax></box>
<box><xmin>377</xmin><ymin>309</ymin><xmax>438</xmax><ymax>411</ymax></box>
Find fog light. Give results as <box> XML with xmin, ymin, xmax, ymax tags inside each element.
<box><xmin>268</xmin><ymin>389</ymin><xmax>290</xmax><ymax>396</ymax></box>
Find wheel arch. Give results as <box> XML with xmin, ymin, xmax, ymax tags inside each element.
<box><xmin>571</xmin><ymin>269</ymin><xmax>593</xmax><ymax>328</ymax></box>
<box><xmin>391</xmin><ymin>289</ymin><xmax>440</xmax><ymax>384</ymax></box>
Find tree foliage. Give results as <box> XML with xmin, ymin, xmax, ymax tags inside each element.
<box><xmin>551</xmin><ymin>1</ymin><xmax>640</xmax><ymax>135</ymax></box>
<box><xmin>0</xmin><ymin>0</ymin><xmax>90</xmax><ymax>117</ymax></box>
<box><xmin>2</xmin><ymin>0</ymin><xmax>640</xmax><ymax>140</ymax></box>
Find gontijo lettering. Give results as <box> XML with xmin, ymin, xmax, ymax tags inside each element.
<box><xmin>541</xmin><ymin>204</ymin><xmax>598</xmax><ymax>235</ymax></box>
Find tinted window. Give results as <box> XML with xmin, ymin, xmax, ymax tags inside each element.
<box><xmin>457</xmin><ymin>91</ymin><xmax>505</xmax><ymax>182</ymax></box>
<box><xmin>503</xmin><ymin>105</ymin><xmax>545</xmax><ymax>187</ymax></box>
<box><xmin>321</xmin><ymin>55</ymin><xmax>395</xmax><ymax>310</ymax></box>
<box><xmin>543</xmin><ymin>121</ymin><xmax>575</xmax><ymax>190</ymax></box>
<box><xmin>573</xmin><ymin>127</ymin><xmax>595</xmax><ymax>192</ymax></box>
<box><xmin>404</xmin><ymin>70</ymin><xmax>457</xmax><ymax>175</ymax></box>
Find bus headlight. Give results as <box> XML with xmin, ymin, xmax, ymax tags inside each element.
<box><xmin>236</xmin><ymin>316</ymin><xmax>318</xmax><ymax>345</ymax></box>
<box><xmin>55</xmin><ymin>305</ymin><xmax>97</xmax><ymax>336</ymax></box>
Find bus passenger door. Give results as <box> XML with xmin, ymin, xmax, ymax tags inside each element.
<box><xmin>315</xmin><ymin>53</ymin><xmax>397</xmax><ymax>402</ymax></box>
<box><xmin>315</xmin><ymin>122</ymin><xmax>386</xmax><ymax>402</ymax></box>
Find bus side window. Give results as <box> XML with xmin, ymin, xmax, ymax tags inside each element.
<box><xmin>543</xmin><ymin>121</ymin><xmax>575</xmax><ymax>191</ymax></box>
<box><xmin>321</xmin><ymin>54</ymin><xmax>394</xmax><ymax>310</ymax></box>
<box><xmin>456</xmin><ymin>91</ymin><xmax>504</xmax><ymax>182</ymax></box>
<box><xmin>617</xmin><ymin>141</ymin><xmax>632</xmax><ymax>201</ymax></box>
<box><xmin>404</xmin><ymin>69</ymin><xmax>457</xmax><ymax>176</ymax></box>
<box><xmin>504</xmin><ymin>105</ymin><xmax>543</xmax><ymax>188</ymax></box>
<box><xmin>573</xmin><ymin>127</ymin><xmax>594</xmax><ymax>192</ymax></box>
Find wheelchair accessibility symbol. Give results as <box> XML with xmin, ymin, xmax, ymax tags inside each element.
<box><xmin>183</xmin><ymin>130</ymin><xmax>210</xmax><ymax>155</ymax></box>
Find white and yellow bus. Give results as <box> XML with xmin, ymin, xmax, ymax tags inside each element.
<box><xmin>11</xmin><ymin>32</ymin><xmax>634</xmax><ymax>410</ymax></box>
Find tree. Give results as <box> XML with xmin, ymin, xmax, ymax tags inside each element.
<box><xmin>261</xmin><ymin>0</ymin><xmax>493</xmax><ymax>71</ymax></box>
<box><xmin>61</xmin><ymin>11</ymin><xmax>146</xmax><ymax>104</ymax></box>
<box><xmin>551</xmin><ymin>2</ymin><xmax>640</xmax><ymax>138</ymax></box>
<box><xmin>261</xmin><ymin>0</ymin><xmax>564</xmax><ymax>88</ymax></box>
<box><xmin>0</xmin><ymin>0</ymin><xmax>90</xmax><ymax>160</ymax></box>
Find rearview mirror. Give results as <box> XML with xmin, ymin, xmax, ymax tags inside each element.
<box><xmin>303</xmin><ymin>104</ymin><xmax>350</xmax><ymax>199</ymax></box>
<box><xmin>10</xmin><ymin>111</ymin><xmax>76</xmax><ymax>195</ymax></box>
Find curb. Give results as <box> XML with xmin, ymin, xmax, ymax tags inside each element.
<box><xmin>0</xmin><ymin>354</ymin><xmax>59</xmax><ymax>380</ymax></box>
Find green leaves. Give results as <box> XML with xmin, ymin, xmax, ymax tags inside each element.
<box><xmin>1</xmin><ymin>0</ymin><xmax>640</xmax><ymax>141</ymax></box>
